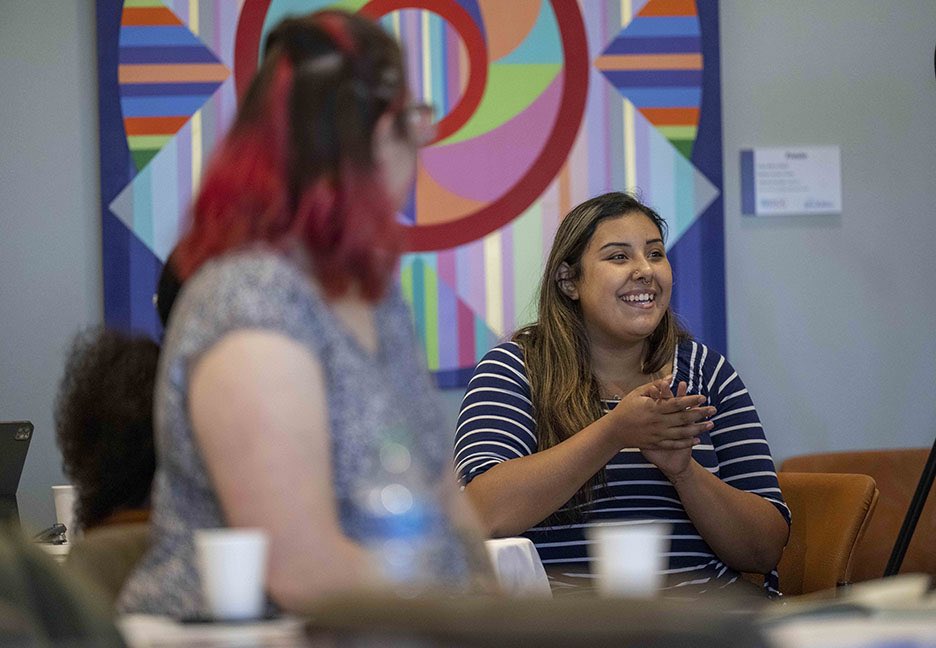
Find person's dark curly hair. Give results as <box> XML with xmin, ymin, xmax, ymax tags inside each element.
<box><xmin>54</xmin><ymin>328</ymin><xmax>159</xmax><ymax>531</ymax></box>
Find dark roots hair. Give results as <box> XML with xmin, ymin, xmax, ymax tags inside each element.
<box><xmin>54</xmin><ymin>328</ymin><xmax>159</xmax><ymax>530</ymax></box>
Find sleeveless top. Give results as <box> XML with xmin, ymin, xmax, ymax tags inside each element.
<box><xmin>118</xmin><ymin>248</ymin><xmax>472</xmax><ymax>617</ymax></box>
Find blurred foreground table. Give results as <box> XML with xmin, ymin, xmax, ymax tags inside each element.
<box><xmin>121</xmin><ymin>595</ymin><xmax>767</xmax><ymax>648</ymax></box>
<box><xmin>118</xmin><ymin>577</ymin><xmax>936</xmax><ymax>648</ymax></box>
<box><xmin>118</xmin><ymin>614</ymin><xmax>308</xmax><ymax>647</ymax></box>
<box><xmin>770</xmin><ymin>615</ymin><xmax>936</xmax><ymax>648</ymax></box>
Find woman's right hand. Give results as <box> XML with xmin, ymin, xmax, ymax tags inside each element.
<box><xmin>606</xmin><ymin>376</ymin><xmax>714</xmax><ymax>450</ymax></box>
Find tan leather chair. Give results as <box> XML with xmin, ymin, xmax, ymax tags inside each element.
<box><xmin>781</xmin><ymin>449</ymin><xmax>935</xmax><ymax>581</ymax></box>
<box><xmin>65</xmin><ymin>522</ymin><xmax>150</xmax><ymax>606</ymax></box>
<box><xmin>775</xmin><ymin>471</ymin><xmax>878</xmax><ymax>596</ymax></box>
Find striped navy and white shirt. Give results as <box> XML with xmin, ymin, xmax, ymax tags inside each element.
<box><xmin>454</xmin><ymin>339</ymin><xmax>791</xmax><ymax>597</ymax></box>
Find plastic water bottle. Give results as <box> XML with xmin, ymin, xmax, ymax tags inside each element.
<box><xmin>352</xmin><ymin>429</ymin><xmax>445</xmax><ymax>596</ymax></box>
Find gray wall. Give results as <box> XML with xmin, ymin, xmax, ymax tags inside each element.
<box><xmin>720</xmin><ymin>1</ymin><xmax>936</xmax><ymax>462</ymax></box>
<box><xmin>1</xmin><ymin>1</ymin><xmax>934</xmax><ymax>531</ymax></box>
<box><xmin>1</xmin><ymin>2</ymin><xmax>102</xmax><ymax>530</ymax></box>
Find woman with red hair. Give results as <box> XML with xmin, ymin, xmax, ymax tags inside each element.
<box><xmin>118</xmin><ymin>9</ymin><xmax>486</xmax><ymax>618</ymax></box>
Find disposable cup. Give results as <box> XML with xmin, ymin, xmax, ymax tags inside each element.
<box><xmin>195</xmin><ymin>528</ymin><xmax>269</xmax><ymax>620</ymax></box>
<box><xmin>51</xmin><ymin>485</ymin><xmax>77</xmax><ymax>543</ymax></box>
<box><xmin>588</xmin><ymin>522</ymin><xmax>670</xmax><ymax>598</ymax></box>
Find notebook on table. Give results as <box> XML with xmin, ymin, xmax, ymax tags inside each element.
<box><xmin>0</xmin><ymin>421</ymin><xmax>33</xmax><ymax>524</ymax></box>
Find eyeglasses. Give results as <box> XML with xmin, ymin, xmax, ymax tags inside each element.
<box><xmin>401</xmin><ymin>102</ymin><xmax>436</xmax><ymax>147</ymax></box>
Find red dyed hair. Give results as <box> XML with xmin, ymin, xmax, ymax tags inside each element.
<box><xmin>174</xmin><ymin>10</ymin><xmax>407</xmax><ymax>301</ymax></box>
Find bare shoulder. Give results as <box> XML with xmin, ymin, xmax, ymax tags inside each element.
<box><xmin>188</xmin><ymin>330</ymin><xmax>328</xmax><ymax>449</ymax></box>
<box><xmin>191</xmin><ymin>329</ymin><xmax>324</xmax><ymax>401</ymax></box>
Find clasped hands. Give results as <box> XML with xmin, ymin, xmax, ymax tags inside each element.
<box><xmin>608</xmin><ymin>375</ymin><xmax>715</xmax><ymax>481</ymax></box>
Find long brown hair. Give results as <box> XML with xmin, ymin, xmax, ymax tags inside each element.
<box><xmin>513</xmin><ymin>192</ymin><xmax>689</xmax><ymax>516</ymax></box>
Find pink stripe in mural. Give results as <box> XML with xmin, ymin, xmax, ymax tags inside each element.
<box><xmin>456</xmin><ymin>238</ymin><xmax>485</xmax><ymax>321</ymax></box>
<box><xmin>437</xmin><ymin>247</ymin><xmax>456</xmax><ymax>288</ymax></box>
<box><xmin>456</xmin><ymin>296</ymin><xmax>475</xmax><ymax>368</ymax></box>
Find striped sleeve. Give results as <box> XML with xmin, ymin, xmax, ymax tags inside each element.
<box><xmin>702</xmin><ymin>349</ymin><xmax>791</xmax><ymax>526</ymax></box>
<box><xmin>454</xmin><ymin>342</ymin><xmax>537</xmax><ymax>486</ymax></box>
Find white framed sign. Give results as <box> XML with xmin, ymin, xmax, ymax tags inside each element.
<box><xmin>741</xmin><ymin>146</ymin><xmax>842</xmax><ymax>216</ymax></box>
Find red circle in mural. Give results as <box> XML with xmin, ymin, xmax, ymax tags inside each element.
<box><xmin>233</xmin><ymin>0</ymin><xmax>270</xmax><ymax>103</ymax></box>
<box><xmin>234</xmin><ymin>0</ymin><xmax>589</xmax><ymax>252</ymax></box>
<box><xmin>235</xmin><ymin>0</ymin><xmax>486</xmax><ymax>146</ymax></box>
<box><xmin>358</xmin><ymin>0</ymin><xmax>486</xmax><ymax>144</ymax></box>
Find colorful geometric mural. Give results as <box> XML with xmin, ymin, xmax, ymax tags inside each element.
<box><xmin>118</xmin><ymin>0</ymin><xmax>230</xmax><ymax>170</ymax></box>
<box><xmin>97</xmin><ymin>0</ymin><xmax>725</xmax><ymax>388</ymax></box>
<box><xmin>595</xmin><ymin>0</ymin><xmax>702</xmax><ymax>160</ymax></box>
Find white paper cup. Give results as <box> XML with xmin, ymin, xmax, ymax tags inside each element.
<box><xmin>195</xmin><ymin>528</ymin><xmax>269</xmax><ymax>620</ymax></box>
<box><xmin>588</xmin><ymin>522</ymin><xmax>670</xmax><ymax>598</ymax></box>
<box><xmin>51</xmin><ymin>485</ymin><xmax>77</xmax><ymax>543</ymax></box>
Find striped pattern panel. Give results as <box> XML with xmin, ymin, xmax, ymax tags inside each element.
<box><xmin>401</xmin><ymin>254</ymin><xmax>502</xmax><ymax>388</ymax></box>
<box><xmin>595</xmin><ymin>0</ymin><xmax>701</xmax><ymax>159</ymax></box>
<box><xmin>401</xmin><ymin>196</ymin><xmax>556</xmax><ymax>388</ymax></box>
<box><xmin>118</xmin><ymin>0</ymin><xmax>229</xmax><ymax>171</ymax></box>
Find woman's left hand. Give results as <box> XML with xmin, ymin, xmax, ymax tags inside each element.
<box><xmin>640</xmin><ymin>380</ymin><xmax>699</xmax><ymax>482</ymax></box>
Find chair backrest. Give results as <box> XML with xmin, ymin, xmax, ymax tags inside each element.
<box><xmin>0</xmin><ymin>522</ymin><xmax>125</xmax><ymax>646</ymax></box>
<box><xmin>776</xmin><ymin>471</ymin><xmax>878</xmax><ymax>596</ymax></box>
<box><xmin>65</xmin><ymin>522</ymin><xmax>150</xmax><ymax>606</ymax></box>
<box><xmin>781</xmin><ymin>449</ymin><xmax>935</xmax><ymax>581</ymax></box>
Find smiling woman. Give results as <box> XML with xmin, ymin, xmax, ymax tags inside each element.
<box><xmin>454</xmin><ymin>192</ymin><xmax>792</xmax><ymax>598</ymax></box>
<box><xmin>556</xmin><ymin>211</ymin><xmax>674</xmax><ymax>360</ymax></box>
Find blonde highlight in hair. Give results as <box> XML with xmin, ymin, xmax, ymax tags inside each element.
<box><xmin>513</xmin><ymin>192</ymin><xmax>689</xmax><ymax>519</ymax></box>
